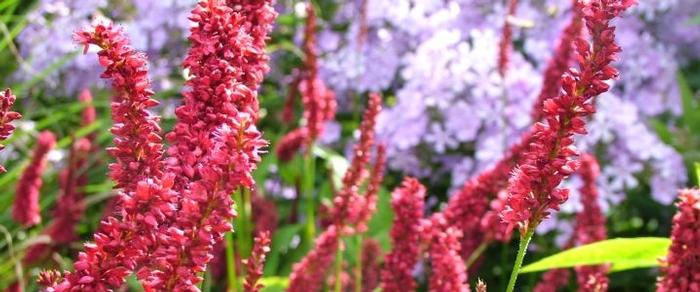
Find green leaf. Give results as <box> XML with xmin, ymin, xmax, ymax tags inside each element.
<box><xmin>520</xmin><ymin>237</ymin><xmax>670</xmax><ymax>274</ymax></box>
<box><xmin>260</xmin><ymin>276</ymin><xmax>289</xmax><ymax>291</ymax></box>
<box><xmin>678</xmin><ymin>72</ymin><xmax>700</xmax><ymax>131</ymax></box>
<box><xmin>313</xmin><ymin>146</ymin><xmax>349</xmax><ymax>188</ymax></box>
<box><xmin>695</xmin><ymin>162</ymin><xmax>700</xmax><ymax>186</ymax></box>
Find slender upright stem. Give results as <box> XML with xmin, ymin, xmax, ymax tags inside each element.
<box><xmin>225</xmin><ymin>231</ymin><xmax>238</xmax><ymax>292</ymax></box>
<box><xmin>334</xmin><ymin>241</ymin><xmax>344</xmax><ymax>292</ymax></box>
<box><xmin>303</xmin><ymin>151</ymin><xmax>317</xmax><ymax>245</ymax></box>
<box><xmin>241</xmin><ymin>188</ymin><xmax>252</xmax><ymax>257</ymax></box>
<box><xmin>354</xmin><ymin>235</ymin><xmax>363</xmax><ymax>292</ymax></box>
<box><xmin>506</xmin><ymin>228</ymin><xmax>535</xmax><ymax>292</ymax></box>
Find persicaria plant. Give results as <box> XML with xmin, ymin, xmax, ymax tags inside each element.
<box><xmin>0</xmin><ymin>0</ymin><xmax>698</xmax><ymax>291</ymax></box>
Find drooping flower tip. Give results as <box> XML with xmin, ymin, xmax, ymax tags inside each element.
<box><xmin>381</xmin><ymin>177</ymin><xmax>425</xmax><ymax>292</ymax></box>
<box><xmin>12</xmin><ymin>131</ymin><xmax>56</xmax><ymax>227</ymax></box>
<box><xmin>244</xmin><ymin>231</ymin><xmax>272</xmax><ymax>292</ymax></box>
<box><xmin>657</xmin><ymin>188</ymin><xmax>700</xmax><ymax>292</ymax></box>
<box><xmin>0</xmin><ymin>88</ymin><xmax>21</xmax><ymax>173</ymax></box>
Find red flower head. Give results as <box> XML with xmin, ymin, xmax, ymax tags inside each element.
<box><xmin>497</xmin><ymin>0</ymin><xmax>519</xmax><ymax>77</ymax></box>
<box><xmin>657</xmin><ymin>189</ymin><xmax>700</xmax><ymax>292</ymax></box>
<box><xmin>0</xmin><ymin>88</ymin><xmax>21</xmax><ymax>173</ymax></box>
<box><xmin>428</xmin><ymin>214</ymin><xmax>470</xmax><ymax>292</ymax></box>
<box><xmin>288</xmin><ymin>226</ymin><xmax>341</xmax><ymax>292</ymax></box>
<box><xmin>534</xmin><ymin>268</ymin><xmax>571</xmax><ymax>292</ymax></box>
<box><xmin>574</xmin><ymin>154</ymin><xmax>608</xmax><ymax>290</ymax></box>
<box><xmin>381</xmin><ymin>177</ymin><xmax>426</xmax><ymax>292</ymax></box>
<box><xmin>278</xmin><ymin>2</ymin><xmax>336</xmax><ymax>153</ymax></box>
<box><xmin>244</xmin><ymin>231</ymin><xmax>272</xmax><ymax>292</ymax></box>
<box><xmin>331</xmin><ymin>93</ymin><xmax>382</xmax><ymax>231</ymax></box>
<box><xmin>275</xmin><ymin>127</ymin><xmax>308</xmax><ymax>162</ymax></box>
<box><xmin>531</xmin><ymin>0</ymin><xmax>583</xmax><ymax>121</ymax></box>
<box><xmin>358</xmin><ymin>238</ymin><xmax>382</xmax><ymax>292</ymax></box>
<box><xmin>145</xmin><ymin>0</ymin><xmax>275</xmax><ymax>288</ymax></box>
<box><xmin>501</xmin><ymin>0</ymin><xmax>635</xmax><ymax>235</ymax></box>
<box><xmin>12</xmin><ymin>131</ymin><xmax>55</xmax><ymax>227</ymax></box>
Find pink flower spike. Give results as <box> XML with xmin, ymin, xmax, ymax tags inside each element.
<box><xmin>657</xmin><ymin>188</ymin><xmax>700</xmax><ymax>292</ymax></box>
<box><xmin>12</xmin><ymin>131</ymin><xmax>55</xmax><ymax>227</ymax></box>
<box><xmin>288</xmin><ymin>226</ymin><xmax>341</xmax><ymax>292</ymax></box>
<box><xmin>0</xmin><ymin>88</ymin><xmax>21</xmax><ymax>173</ymax></box>
<box><xmin>380</xmin><ymin>177</ymin><xmax>426</xmax><ymax>292</ymax></box>
<box><xmin>501</xmin><ymin>0</ymin><xmax>634</xmax><ymax>235</ymax></box>
<box><xmin>244</xmin><ymin>231</ymin><xmax>272</xmax><ymax>292</ymax></box>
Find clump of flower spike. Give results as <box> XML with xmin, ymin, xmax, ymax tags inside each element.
<box><xmin>49</xmin><ymin>23</ymin><xmax>175</xmax><ymax>291</ymax></box>
<box><xmin>501</xmin><ymin>0</ymin><xmax>635</xmax><ymax>235</ymax></box>
<box><xmin>497</xmin><ymin>0</ymin><xmax>519</xmax><ymax>77</ymax></box>
<box><xmin>0</xmin><ymin>88</ymin><xmax>21</xmax><ymax>173</ymax></box>
<box><xmin>656</xmin><ymin>188</ymin><xmax>700</xmax><ymax>291</ymax></box>
<box><xmin>133</xmin><ymin>0</ymin><xmax>275</xmax><ymax>289</ymax></box>
<box><xmin>531</xmin><ymin>0</ymin><xmax>583</xmax><ymax>121</ymax></box>
<box><xmin>12</xmin><ymin>131</ymin><xmax>56</xmax><ymax>227</ymax></box>
<box><xmin>25</xmin><ymin>90</ymin><xmax>96</xmax><ymax>264</ymax></box>
<box><xmin>243</xmin><ymin>231</ymin><xmax>272</xmax><ymax>292</ymax></box>
<box><xmin>288</xmin><ymin>93</ymin><xmax>383</xmax><ymax>291</ymax></box>
<box><xmin>276</xmin><ymin>2</ymin><xmax>336</xmax><ymax>161</ymax></box>
<box><xmin>380</xmin><ymin>177</ymin><xmax>426</xmax><ymax>292</ymax></box>
<box><xmin>427</xmin><ymin>214</ymin><xmax>470</xmax><ymax>292</ymax></box>
<box><xmin>574</xmin><ymin>154</ymin><xmax>608</xmax><ymax>290</ymax></box>
<box><xmin>24</xmin><ymin>138</ymin><xmax>92</xmax><ymax>264</ymax></box>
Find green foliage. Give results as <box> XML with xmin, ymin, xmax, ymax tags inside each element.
<box><xmin>520</xmin><ymin>238</ymin><xmax>670</xmax><ymax>274</ymax></box>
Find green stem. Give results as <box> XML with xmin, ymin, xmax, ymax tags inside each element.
<box><xmin>241</xmin><ymin>188</ymin><xmax>252</xmax><ymax>257</ymax></box>
<box><xmin>334</xmin><ymin>242</ymin><xmax>343</xmax><ymax>292</ymax></box>
<box><xmin>303</xmin><ymin>151</ymin><xmax>317</xmax><ymax>245</ymax></box>
<box><xmin>506</xmin><ymin>228</ymin><xmax>535</xmax><ymax>292</ymax></box>
<box><xmin>465</xmin><ymin>240</ymin><xmax>489</xmax><ymax>269</ymax></box>
<box><xmin>225</xmin><ymin>231</ymin><xmax>238</xmax><ymax>292</ymax></box>
<box><xmin>354</xmin><ymin>235</ymin><xmax>363</xmax><ymax>292</ymax></box>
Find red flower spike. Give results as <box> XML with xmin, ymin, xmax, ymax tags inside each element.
<box><xmin>358</xmin><ymin>238</ymin><xmax>382</xmax><ymax>292</ymax></box>
<box><xmin>534</xmin><ymin>268</ymin><xmax>571</xmax><ymax>292</ymax></box>
<box><xmin>330</xmin><ymin>93</ymin><xmax>382</xmax><ymax>230</ymax></box>
<box><xmin>531</xmin><ymin>0</ymin><xmax>583</xmax><ymax>121</ymax></box>
<box><xmin>501</xmin><ymin>0</ymin><xmax>634</xmax><ymax>235</ymax></box>
<box><xmin>278</xmin><ymin>2</ymin><xmax>336</xmax><ymax>155</ymax></box>
<box><xmin>657</xmin><ymin>189</ymin><xmax>700</xmax><ymax>292</ymax></box>
<box><xmin>574</xmin><ymin>154</ymin><xmax>608</xmax><ymax>290</ymax></box>
<box><xmin>48</xmin><ymin>24</ymin><xmax>178</xmax><ymax>291</ymax></box>
<box><xmin>355</xmin><ymin>144</ymin><xmax>387</xmax><ymax>233</ymax></box>
<box><xmin>243</xmin><ymin>231</ymin><xmax>272</xmax><ymax>292</ymax></box>
<box><xmin>299</xmin><ymin>2</ymin><xmax>336</xmax><ymax>145</ymax></box>
<box><xmin>12</xmin><ymin>131</ymin><xmax>56</xmax><ymax>227</ymax></box>
<box><xmin>288</xmin><ymin>226</ymin><xmax>341</xmax><ymax>292</ymax></box>
<box><xmin>428</xmin><ymin>214</ymin><xmax>470</xmax><ymax>292</ymax></box>
<box><xmin>497</xmin><ymin>0</ymin><xmax>519</xmax><ymax>77</ymax></box>
<box><xmin>380</xmin><ymin>177</ymin><xmax>426</xmax><ymax>292</ymax></box>
<box><xmin>276</xmin><ymin>127</ymin><xmax>308</xmax><ymax>162</ymax></box>
<box><xmin>0</xmin><ymin>88</ymin><xmax>21</xmax><ymax>173</ymax></box>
